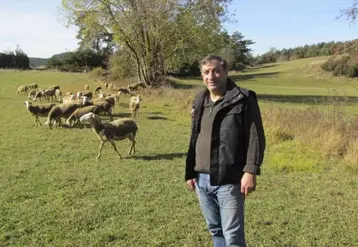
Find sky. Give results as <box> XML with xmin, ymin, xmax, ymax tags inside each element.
<box><xmin>0</xmin><ymin>0</ymin><xmax>357</xmax><ymax>58</ymax></box>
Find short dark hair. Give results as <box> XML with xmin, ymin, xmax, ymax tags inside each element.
<box><xmin>199</xmin><ymin>55</ymin><xmax>228</xmax><ymax>72</ymax></box>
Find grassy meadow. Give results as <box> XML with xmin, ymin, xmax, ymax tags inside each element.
<box><xmin>0</xmin><ymin>57</ymin><xmax>358</xmax><ymax>247</ymax></box>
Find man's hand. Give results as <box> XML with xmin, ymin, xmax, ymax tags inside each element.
<box><xmin>186</xmin><ymin>179</ymin><xmax>196</xmax><ymax>191</ymax></box>
<box><xmin>241</xmin><ymin>173</ymin><xmax>256</xmax><ymax>196</ymax></box>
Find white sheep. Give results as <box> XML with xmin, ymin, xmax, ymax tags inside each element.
<box><xmin>129</xmin><ymin>95</ymin><xmax>142</xmax><ymax>118</ymax></box>
<box><xmin>24</xmin><ymin>101</ymin><xmax>56</xmax><ymax>126</ymax></box>
<box><xmin>79</xmin><ymin>112</ymin><xmax>138</xmax><ymax>160</ymax></box>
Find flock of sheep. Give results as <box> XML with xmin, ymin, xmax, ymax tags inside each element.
<box><xmin>19</xmin><ymin>81</ymin><xmax>145</xmax><ymax>160</ymax></box>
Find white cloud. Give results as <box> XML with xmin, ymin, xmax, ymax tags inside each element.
<box><xmin>0</xmin><ymin>9</ymin><xmax>79</xmax><ymax>58</ymax></box>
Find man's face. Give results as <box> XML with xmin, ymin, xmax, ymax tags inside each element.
<box><xmin>201</xmin><ymin>59</ymin><xmax>228</xmax><ymax>93</ymax></box>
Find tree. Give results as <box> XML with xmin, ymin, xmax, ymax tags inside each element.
<box><xmin>338</xmin><ymin>0</ymin><xmax>358</xmax><ymax>23</ymax></box>
<box><xmin>61</xmin><ymin>0</ymin><xmax>232</xmax><ymax>86</ymax></box>
<box><xmin>217</xmin><ymin>31</ymin><xmax>254</xmax><ymax>70</ymax></box>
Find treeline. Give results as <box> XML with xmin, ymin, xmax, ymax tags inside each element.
<box><xmin>0</xmin><ymin>45</ymin><xmax>30</xmax><ymax>69</ymax></box>
<box><xmin>255</xmin><ymin>39</ymin><xmax>358</xmax><ymax>64</ymax></box>
<box><xmin>47</xmin><ymin>50</ymin><xmax>107</xmax><ymax>72</ymax></box>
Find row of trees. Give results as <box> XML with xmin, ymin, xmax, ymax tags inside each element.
<box><xmin>47</xmin><ymin>50</ymin><xmax>107</xmax><ymax>72</ymax></box>
<box><xmin>255</xmin><ymin>39</ymin><xmax>358</xmax><ymax>65</ymax></box>
<box><xmin>0</xmin><ymin>45</ymin><xmax>30</xmax><ymax>69</ymax></box>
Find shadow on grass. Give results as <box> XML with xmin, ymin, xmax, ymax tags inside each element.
<box><xmin>146</xmin><ymin>116</ymin><xmax>168</xmax><ymax>120</ymax></box>
<box><xmin>258</xmin><ymin>94</ymin><xmax>358</xmax><ymax>104</ymax></box>
<box><xmin>112</xmin><ymin>112</ymin><xmax>132</xmax><ymax>118</ymax></box>
<box><xmin>248</xmin><ymin>64</ymin><xmax>278</xmax><ymax>71</ymax></box>
<box><xmin>131</xmin><ymin>152</ymin><xmax>187</xmax><ymax>160</ymax></box>
<box><xmin>231</xmin><ymin>72</ymin><xmax>279</xmax><ymax>81</ymax></box>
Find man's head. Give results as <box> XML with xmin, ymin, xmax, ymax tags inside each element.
<box><xmin>200</xmin><ymin>55</ymin><xmax>228</xmax><ymax>95</ymax></box>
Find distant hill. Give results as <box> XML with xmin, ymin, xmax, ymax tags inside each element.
<box><xmin>29</xmin><ymin>57</ymin><xmax>48</xmax><ymax>68</ymax></box>
<box><xmin>29</xmin><ymin>52</ymin><xmax>71</xmax><ymax>68</ymax></box>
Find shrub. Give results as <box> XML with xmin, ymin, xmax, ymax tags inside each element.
<box><xmin>346</xmin><ymin>63</ymin><xmax>358</xmax><ymax>78</ymax></box>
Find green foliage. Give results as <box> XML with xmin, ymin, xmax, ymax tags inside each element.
<box><xmin>321</xmin><ymin>55</ymin><xmax>358</xmax><ymax>78</ymax></box>
<box><xmin>89</xmin><ymin>67</ymin><xmax>106</xmax><ymax>80</ymax></box>
<box><xmin>47</xmin><ymin>50</ymin><xmax>106</xmax><ymax>72</ymax></box>
<box><xmin>256</xmin><ymin>39</ymin><xmax>358</xmax><ymax>64</ymax></box>
<box><xmin>61</xmin><ymin>0</ymin><xmax>232</xmax><ymax>85</ymax></box>
<box><xmin>108</xmin><ymin>50</ymin><xmax>136</xmax><ymax>80</ymax></box>
<box><xmin>0</xmin><ymin>45</ymin><xmax>30</xmax><ymax>69</ymax></box>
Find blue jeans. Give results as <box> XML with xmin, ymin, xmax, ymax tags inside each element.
<box><xmin>195</xmin><ymin>173</ymin><xmax>246</xmax><ymax>247</ymax></box>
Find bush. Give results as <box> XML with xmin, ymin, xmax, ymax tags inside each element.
<box><xmin>321</xmin><ymin>55</ymin><xmax>350</xmax><ymax>72</ymax></box>
<box><xmin>346</xmin><ymin>63</ymin><xmax>358</xmax><ymax>78</ymax></box>
<box><xmin>108</xmin><ymin>51</ymin><xmax>136</xmax><ymax>80</ymax></box>
<box><xmin>89</xmin><ymin>67</ymin><xmax>106</xmax><ymax>79</ymax></box>
<box><xmin>333</xmin><ymin>63</ymin><xmax>349</xmax><ymax>76</ymax></box>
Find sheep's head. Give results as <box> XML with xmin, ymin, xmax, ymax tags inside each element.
<box><xmin>79</xmin><ymin>112</ymin><xmax>101</xmax><ymax>125</ymax></box>
<box><xmin>24</xmin><ymin>101</ymin><xmax>31</xmax><ymax>107</ymax></box>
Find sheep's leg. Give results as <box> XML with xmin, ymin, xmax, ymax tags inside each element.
<box><xmin>128</xmin><ymin>135</ymin><xmax>136</xmax><ymax>155</ymax></box>
<box><xmin>35</xmin><ymin>116</ymin><xmax>42</xmax><ymax>126</ymax></box>
<box><xmin>109</xmin><ymin>140</ymin><xmax>122</xmax><ymax>159</ymax></box>
<box><xmin>96</xmin><ymin>141</ymin><xmax>105</xmax><ymax>160</ymax></box>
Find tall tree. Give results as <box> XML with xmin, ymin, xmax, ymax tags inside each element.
<box><xmin>61</xmin><ymin>0</ymin><xmax>231</xmax><ymax>86</ymax></box>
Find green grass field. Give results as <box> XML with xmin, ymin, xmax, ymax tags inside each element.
<box><xmin>0</xmin><ymin>58</ymin><xmax>357</xmax><ymax>246</ymax></box>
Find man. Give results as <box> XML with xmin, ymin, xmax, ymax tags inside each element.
<box><xmin>185</xmin><ymin>55</ymin><xmax>265</xmax><ymax>247</ymax></box>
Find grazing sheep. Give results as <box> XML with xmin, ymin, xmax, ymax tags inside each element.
<box><xmin>129</xmin><ymin>95</ymin><xmax>142</xmax><ymax>118</ymax></box>
<box><xmin>43</xmin><ymin>89</ymin><xmax>56</xmax><ymax>102</ymax></box>
<box><xmin>55</xmin><ymin>89</ymin><xmax>62</xmax><ymax>101</ymax></box>
<box><xmin>28</xmin><ymin>83</ymin><xmax>38</xmax><ymax>90</ymax></box>
<box><xmin>84</xmin><ymin>84</ymin><xmax>89</xmax><ymax>90</ymax></box>
<box><xmin>65</xmin><ymin>105</ymin><xmax>100</xmax><ymax>127</ymax></box>
<box><xmin>24</xmin><ymin>101</ymin><xmax>56</xmax><ymax>126</ymax></box>
<box><xmin>127</xmin><ymin>82</ymin><xmax>145</xmax><ymax>91</ymax></box>
<box><xmin>94</xmin><ymin>86</ymin><xmax>102</xmax><ymax>93</ymax></box>
<box><xmin>79</xmin><ymin>112</ymin><xmax>138</xmax><ymax>160</ymax></box>
<box><xmin>118</xmin><ymin>88</ymin><xmax>134</xmax><ymax>97</ymax></box>
<box><xmin>28</xmin><ymin>89</ymin><xmax>42</xmax><ymax>100</ymax></box>
<box><xmin>91</xmin><ymin>100</ymin><xmax>114</xmax><ymax>121</ymax></box>
<box><xmin>33</xmin><ymin>89</ymin><xmax>46</xmax><ymax>101</ymax></box>
<box><xmin>49</xmin><ymin>85</ymin><xmax>60</xmax><ymax>90</ymax></box>
<box><xmin>80</xmin><ymin>91</ymin><xmax>93</xmax><ymax>99</ymax></box>
<box><xmin>44</xmin><ymin>98</ymin><xmax>91</xmax><ymax>128</ymax></box>
<box><xmin>16</xmin><ymin>85</ymin><xmax>28</xmax><ymax>95</ymax></box>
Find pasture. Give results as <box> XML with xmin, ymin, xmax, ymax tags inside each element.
<box><xmin>0</xmin><ymin>57</ymin><xmax>357</xmax><ymax>247</ymax></box>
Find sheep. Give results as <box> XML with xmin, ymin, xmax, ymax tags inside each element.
<box><xmin>16</xmin><ymin>85</ymin><xmax>28</xmax><ymax>95</ymax></box>
<box><xmin>84</xmin><ymin>84</ymin><xmax>89</xmax><ymax>90</ymax></box>
<box><xmin>127</xmin><ymin>82</ymin><xmax>145</xmax><ymax>91</ymax></box>
<box><xmin>79</xmin><ymin>112</ymin><xmax>138</xmax><ymax>160</ymax></box>
<box><xmin>55</xmin><ymin>89</ymin><xmax>62</xmax><ymax>101</ymax></box>
<box><xmin>28</xmin><ymin>88</ymin><xmax>42</xmax><ymax>100</ymax></box>
<box><xmin>118</xmin><ymin>88</ymin><xmax>134</xmax><ymax>97</ymax></box>
<box><xmin>43</xmin><ymin>89</ymin><xmax>56</xmax><ymax>102</ymax></box>
<box><xmin>49</xmin><ymin>85</ymin><xmax>60</xmax><ymax>90</ymax></box>
<box><xmin>44</xmin><ymin>97</ymin><xmax>92</xmax><ymax>128</ymax></box>
<box><xmin>65</xmin><ymin>105</ymin><xmax>100</xmax><ymax>127</ymax></box>
<box><xmin>28</xmin><ymin>83</ymin><xmax>38</xmax><ymax>90</ymax></box>
<box><xmin>94</xmin><ymin>86</ymin><xmax>102</xmax><ymax>93</ymax></box>
<box><xmin>77</xmin><ymin>91</ymin><xmax>93</xmax><ymax>99</ymax></box>
<box><xmin>129</xmin><ymin>95</ymin><xmax>142</xmax><ymax>118</ymax></box>
<box><xmin>33</xmin><ymin>89</ymin><xmax>46</xmax><ymax>101</ymax></box>
<box><xmin>91</xmin><ymin>100</ymin><xmax>114</xmax><ymax>121</ymax></box>
<box><xmin>44</xmin><ymin>103</ymin><xmax>81</xmax><ymax>129</ymax></box>
<box><xmin>24</xmin><ymin>101</ymin><xmax>56</xmax><ymax>126</ymax></box>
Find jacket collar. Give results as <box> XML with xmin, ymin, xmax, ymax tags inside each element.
<box><xmin>194</xmin><ymin>78</ymin><xmax>245</xmax><ymax>109</ymax></box>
